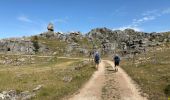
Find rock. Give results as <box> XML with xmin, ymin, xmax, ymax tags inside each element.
<box><xmin>0</xmin><ymin>38</ymin><xmax>35</xmax><ymax>54</ymax></box>
<box><xmin>62</xmin><ymin>76</ymin><xmax>73</xmax><ymax>83</ymax></box>
<box><xmin>78</xmin><ymin>48</ymin><xmax>88</xmax><ymax>55</ymax></box>
<box><xmin>18</xmin><ymin>58</ymin><xmax>26</xmax><ymax>62</ymax></box>
<box><xmin>33</xmin><ymin>85</ymin><xmax>43</xmax><ymax>92</ymax></box>
<box><xmin>0</xmin><ymin>90</ymin><xmax>36</xmax><ymax>100</ymax></box>
<box><xmin>8</xmin><ymin>90</ymin><xmax>17</xmax><ymax>97</ymax></box>
<box><xmin>0</xmin><ymin>90</ymin><xmax>17</xmax><ymax>100</ymax></box>
<box><xmin>20</xmin><ymin>91</ymin><xmax>36</xmax><ymax>100</ymax></box>
<box><xmin>53</xmin><ymin>52</ymin><xmax>57</xmax><ymax>55</ymax></box>
<box><xmin>47</xmin><ymin>23</ymin><xmax>54</xmax><ymax>32</ymax></box>
<box><xmin>21</xmin><ymin>94</ymin><xmax>35</xmax><ymax>100</ymax></box>
<box><xmin>0</xmin><ymin>93</ymin><xmax>5</xmax><ymax>99</ymax></box>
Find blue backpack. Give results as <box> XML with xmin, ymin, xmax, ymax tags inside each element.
<box><xmin>114</xmin><ymin>56</ymin><xmax>120</xmax><ymax>62</ymax></box>
<box><xmin>95</xmin><ymin>54</ymin><xmax>100</xmax><ymax>61</ymax></box>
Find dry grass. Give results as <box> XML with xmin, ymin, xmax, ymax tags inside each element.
<box><xmin>121</xmin><ymin>43</ymin><xmax>170</xmax><ymax>100</ymax></box>
<box><xmin>0</xmin><ymin>55</ymin><xmax>95</xmax><ymax>100</ymax></box>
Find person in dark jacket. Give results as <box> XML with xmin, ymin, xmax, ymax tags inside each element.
<box><xmin>94</xmin><ymin>51</ymin><xmax>100</xmax><ymax>70</ymax></box>
<box><xmin>113</xmin><ymin>54</ymin><xmax>120</xmax><ymax>71</ymax></box>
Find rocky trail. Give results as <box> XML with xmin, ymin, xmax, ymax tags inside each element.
<box><xmin>69</xmin><ymin>60</ymin><xmax>147</xmax><ymax>100</ymax></box>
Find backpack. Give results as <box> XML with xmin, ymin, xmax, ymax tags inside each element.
<box><xmin>114</xmin><ymin>56</ymin><xmax>120</xmax><ymax>62</ymax></box>
<box><xmin>95</xmin><ymin>54</ymin><xmax>100</xmax><ymax>61</ymax></box>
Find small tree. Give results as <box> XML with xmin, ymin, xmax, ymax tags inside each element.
<box><xmin>31</xmin><ymin>36</ymin><xmax>40</xmax><ymax>53</ymax></box>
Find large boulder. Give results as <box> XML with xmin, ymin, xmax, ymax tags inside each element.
<box><xmin>47</xmin><ymin>23</ymin><xmax>54</xmax><ymax>32</ymax></box>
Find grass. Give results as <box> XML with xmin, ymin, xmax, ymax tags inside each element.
<box><xmin>36</xmin><ymin>37</ymin><xmax>68</xmax><ymax>56</ymax></box>
<box><xmin>38</xmin><ymin>36</ymin><xmax>93</xmax><ymax>57</ymax></box>
<box><xmin>121</xmin><ymin>43</ymin><xmax>170</xmax><ymax>100</ymax></box>
<box><xmin>0</xmin><ymin>54</ymin><xmax>96</xmax><ymax>100</ymax></box>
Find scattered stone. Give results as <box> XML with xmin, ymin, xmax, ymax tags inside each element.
<box><xmin>0</xmin><ymin>90</ymin><xmax>36</xmax><ymax>100</ymax></box>
<box><xmin>20</xmin><ymin>91</ymin><xmax>36</xmax><ymax>100</ymax></box>
<box><xmin>18</xmin><ymin>58</ymin><xmax>26</xmax><ymax>62</ymax></box>
<box><xmin>33</xmin><ymin>85</ymin><xmax>43</xmax><ymax>92</ymax></box>
<box><xmin>62</xmin><ymin>76</ymin><xmax>73</xmax><ymax>83</ymax></box>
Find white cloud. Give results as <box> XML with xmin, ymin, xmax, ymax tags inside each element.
<box><xmin>142</xmin><ymin>8</ymin><xmax>170</xmax><ymax>18</ymax></box>
<box><xmin>17</xmin><ymin>15</ymin><xmax>32</xmax><ymax>23</ymax></box>
<box><xmin>113</xmin><ymin>26</ymin><xmax>142</xmax><ymax>32</ymax></box>
<box><xmin>114</xmin><ymin>15</ymin><xmax>155</xmax><ymax>32</ymax></box>
<box><xmin>132</xmin><ymin>16</ymin><xmax>155</xmax><ymax>26</ymax></box>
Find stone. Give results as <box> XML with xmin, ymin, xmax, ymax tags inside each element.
<box><xmin>20</xmin><ymin>91</ymin><xmax>36</xmax><ymax>100</ymax></box>
<box><xmin>18</xmin><ymin>58</ymin><xmax>26</xmax><ymax>62</ymax></box>
<box><xmin>0</xmin><ymin>93</ymin><xmax>5</xmax><ymax>99</ymax></box>
<box><xmin>33</xmin><ymin>85</ymin><xmax>43</xmax><ymax>92</ymax></box>
<box><xmin>21</xmin><ymin>93</ymin><xmax>35</xmax><ymax>100</ymax></box>
<box><xmin>62</xmin><ymin>76</ymin><xmax>73</xmax><ymax>83</ymax></box>
<box><xmin>47</xmin><ymin>23</ymin><xmax>54</xmax><ymax>32</ymax></box>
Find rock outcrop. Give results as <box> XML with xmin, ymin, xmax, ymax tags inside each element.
<box><xmin>0</xmin><ymin>23</ymin><xmax>170</xmax><ymax>57</ymax></box>
<box><xmin>0</xmin><ymin>38</ymin><xmax>34</xmax><ymax>54</ymax></box>
<box><xmin>47</xmin><ymin>23</ymin><xmax>54</xmax><ymax>32</ymax></box>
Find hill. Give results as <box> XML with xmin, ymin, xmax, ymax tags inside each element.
<box><xmin>0</xmin><ymin>23</ymin><xmax>170</xmax><ymax>58</ymax></box>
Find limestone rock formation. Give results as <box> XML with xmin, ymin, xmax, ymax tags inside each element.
<box><xmin>47</xmin><ymin>23</ymin><xmax>54</xmax><ymax>32</ymax></box>
<box><xmin>0</xmin><ymin>25</ymin><xmax>170</xmax><ymax>57</ymax></box>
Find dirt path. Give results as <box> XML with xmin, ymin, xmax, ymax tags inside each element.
<box><xmin>105</xmin><ymin>60</ymin><xmax>147</xmax><ymax>100</ymax></box>
<box><xmin>69</xmin><ymin>61</ymin><xmax>105</xmax><ymax>100</ymax></box>
<box><xmin>69</xmin><ymin>60</ymin><xmax>147</xmax><ymax>100</ymax></box>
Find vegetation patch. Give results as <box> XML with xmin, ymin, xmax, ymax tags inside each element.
<box><xmin>0</xmin><ymin>55</ymin><xmax>95</xmax><ymax>100</ymax></box>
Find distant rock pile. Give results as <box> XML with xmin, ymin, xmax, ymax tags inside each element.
<box><xmin>87</xmin><ymin>28</ymin><xmax>170</xmax><ymax>56</ymax></box>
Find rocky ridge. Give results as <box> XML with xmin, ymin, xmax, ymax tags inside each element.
<box><xmin>0</xmin><ymin>24</ymin><xmax>170</xmax><ymax>57</ymax></box>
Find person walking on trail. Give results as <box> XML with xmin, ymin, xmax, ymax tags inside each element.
<box><xmin>113</xmin><ymin>54</ymin><xmax>120</xmax><ymax>71</ymax></box>
<box><xmin>94</xmin><ymin>51</ymin><xmax>100</xmax><ymax>70</ymax></box>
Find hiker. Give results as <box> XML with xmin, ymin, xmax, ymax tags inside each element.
<box><xmin>94</xmin><ymin>51</ymin><xmax>100</xmax><ymax>70</ymax></box>
<box><xmin>113</xmin><ymin>54</ymin><xmax>120</xmax><ymax>71</ymax></box>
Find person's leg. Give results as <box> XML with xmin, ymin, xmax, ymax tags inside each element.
<box><xmin>116</xmin><ymin>62</ymin><xmax>119</xmax><ymax>71</ymax></box>
<box><xmin>114</xmin><ymin>62</ymin><xmax>117</xmax><ymax>71</ymax></box>
<box><xmin>115</xmin><ymin>62</ymin><xmax>118</xmax><ymax>72</ymax></box>
<box><xmin>96</xmin><ymin>60</ymin><xmax>99</xmax><ymax>70</ymax></box>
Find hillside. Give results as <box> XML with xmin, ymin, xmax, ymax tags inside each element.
<box><xmin>0</xmin><ymin>24</ymin><xmax>170</xmax><ymax>100</ymax></box>
<box><xmin>0</xmin><ymin>24</ymin><xmax>170</xmax><ymax>58</ymax></box>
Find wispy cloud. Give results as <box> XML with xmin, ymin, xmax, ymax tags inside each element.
<box><xmin>17</xmin><ymin>15</ymin><xmax>33</xmax><ymax>23</ymax></box>
<box><xmin>132</xmin><ymin>16</ymin><xmax>155</xmax><ymax>27</ymax></box>
<box><xmin>113</xmin><ymin>26</ymin><xmax>142</xmax><ymax>31</ymax></box>
<box><xmin>142</xmin><ymin>8</ymin><xmax>170</xmax><ymax>18</ymax></box>
<box><xmin>113</xmin><ymin>8</ymin><xmax>170</xmax><ymax>32</ymax></box>
<box><xmin>142</xmin><ymin>9</ymin><xmax>159</xmax><ymax>16</ymax></box>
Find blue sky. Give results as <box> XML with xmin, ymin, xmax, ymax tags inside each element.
<box><xmin>0</xmin><ymin>0</ymin><xmax>170</xmax><ymax>38</ymax></box>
